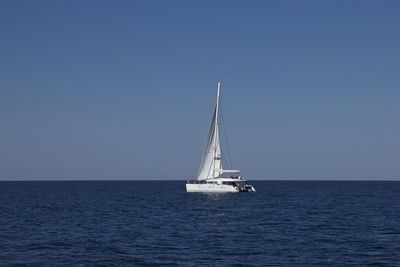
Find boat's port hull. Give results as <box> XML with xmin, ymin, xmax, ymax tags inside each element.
<box><xmin>186</xmin><ymin>183</ymin><xmax>238</xmax><ymax>192</ymax></box>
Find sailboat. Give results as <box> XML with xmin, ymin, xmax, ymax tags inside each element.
<box><xmin>186</xmin><ymin>82</ymin><xmax>256</xmax><ymax>193</ymax></box>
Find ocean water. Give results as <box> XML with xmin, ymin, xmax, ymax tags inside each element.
<box><xmin>0</xmin><ymin>181</ymin><xmax>399</xmax><ymax>266</ymax></box>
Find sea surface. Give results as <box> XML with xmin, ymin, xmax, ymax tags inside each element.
<box><xmin>0</xmin><ymin>181</ymin><xmax>399</xmax><ymax>266</ymax></box>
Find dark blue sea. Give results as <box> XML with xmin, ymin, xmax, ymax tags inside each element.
<box><xmin>1</xmin><ymin>181</ymin><xmax>399</xmax><ymax>266</ymax></box>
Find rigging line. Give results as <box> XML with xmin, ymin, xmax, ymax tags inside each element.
<box><xmin>207</xmin><ymin>124</ymin><xmax>216</xmax><ymax>179</ymax></box>
<box><xmin>220</xmin><ymin>99</ymin><xmax>234</xmax><ymax>170</ymax></box>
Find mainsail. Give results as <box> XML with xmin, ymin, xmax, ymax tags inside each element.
<box><xmin>197</xmin><ymin>82</ymin><xmax>222</xmax><ymax>180</ymax></box>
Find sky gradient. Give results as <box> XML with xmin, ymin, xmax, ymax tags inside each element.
<box><xmin>1</xmin><ymin>1</ymin><xmax>399</xmax><ymax>180</ymax></box>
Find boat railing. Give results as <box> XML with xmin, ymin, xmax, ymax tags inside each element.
<box><xmin>186</xmin><ymin>180</ymin><xmax>207</xmax><ymax>184</ymax></box>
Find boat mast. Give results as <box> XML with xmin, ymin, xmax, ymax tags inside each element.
<box><xmin>213</xmin><ymin>81</ymin><xmax>221</xmax><ymax>178</ymax></box>
<box><xmin>215</xmin><ymin>81</ymin><xmax>220</xmax><ymax>133</ymax></box>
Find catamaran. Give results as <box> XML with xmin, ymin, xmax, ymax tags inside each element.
<box><xmin>186</xmin><ymin>82</ymin><xmax>256</xmax><ymax>193</ymax></box>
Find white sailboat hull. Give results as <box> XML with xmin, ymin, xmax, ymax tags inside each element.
<box><xmin>186</xmin><ymin>183</ymin><xmax>239</xmax><ymax>193</ymax></box>
<box><xmin>186</xmin><ymin>178</ymin><xmax>256</xmax><ymax>193</ymax></box>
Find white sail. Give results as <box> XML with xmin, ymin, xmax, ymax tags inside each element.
<box><xmin>197</xmin><ymin>82</ymin><xmax>222</xmax><ymax>180</ymax></box>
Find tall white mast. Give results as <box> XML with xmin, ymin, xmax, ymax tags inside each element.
<box><xmin>215</xmin><ymin>81</ymin><xmax>220</xmax><ymax>136</ymax></box>
<box><xmin>213</xmin><ymin>81</ymin><xmax>221</xmax><ymax>178</ymax></box>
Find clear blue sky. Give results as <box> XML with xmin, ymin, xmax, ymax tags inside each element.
<box><xmin>1</xmin><ymin>1</ymin><xmax>399</xmax><ymax>180</ymax></box>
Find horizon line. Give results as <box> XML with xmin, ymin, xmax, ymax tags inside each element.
<box><xmin>1</xmin><ymin>179</ymin><xmax>400</xmax><ymax>182</ymax></box>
